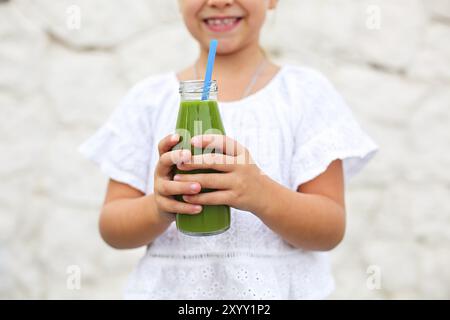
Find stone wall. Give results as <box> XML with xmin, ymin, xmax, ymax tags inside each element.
<box><xmin>0</xmin><ymin>0</ymin><xmax>449</xmax><ymax>299</ymax></box>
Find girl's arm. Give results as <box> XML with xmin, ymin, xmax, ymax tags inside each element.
<box><xmin>99</xmin><ymin>180</ymin><xmax>174</xmax><ymax>249</ymax></box>
<box><xmin>99</xmin><ymin>133</ymin><xmax>203</xmax><ymax>249</ymax></box>
<box><xmin>255</xmin><ymin>159</ymin><xmax>346</xmax><ymax>251</ymax></box>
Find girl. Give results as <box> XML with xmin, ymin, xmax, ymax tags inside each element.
<box><xmin>80</xmin><ymin>0</ymin><xmax>378</xmax><ymax>299</ymax></box>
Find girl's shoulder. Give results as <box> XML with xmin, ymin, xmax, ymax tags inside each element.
<box><xmin>124</xmin><ymin>72</ymin><xmax>177</xmax><ymax>99</ymax></box>
<box><xmin>117</xmin><ymin>72</ymin><xmax>179</xmax><ymax>114</ymax></box>
<box><xmin>276</xmin><ymin>64</ymin><xmax>344</xmax><ymax>108</ymax></box>
<box><xmin>279</xmin><ymin>64</ymin><xmax>336</xmax><ymax>90</ymax></box>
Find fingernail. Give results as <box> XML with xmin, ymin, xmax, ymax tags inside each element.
<box><xmin>194</xmin><ymin>205</ymin><xmax>202</xmax><ymax>213</ymax></box>
<box><xmin>190</xmin><ymin>183</ymin><xmax>199</xmax><ymax>191</ymax></box>
<box><xmin>173</xmin><ymin>175</ymin><xmax>181</xmax><ymax>181</ymax></box>
<box><xmin>171</xmin><ymin>133</ymin><xmax>179</xmax><ymax>142</ymax></box>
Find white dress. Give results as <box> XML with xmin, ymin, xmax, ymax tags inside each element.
<box><xmin>79</xmin><ymin>65</ymin><xmax>378</xmax><ymax>299</ymax></box>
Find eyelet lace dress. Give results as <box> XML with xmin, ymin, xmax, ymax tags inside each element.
<box><xmin>79</xmin><ymin>65</ymin><xmax>379</xmax><ymax>299</ymax></box>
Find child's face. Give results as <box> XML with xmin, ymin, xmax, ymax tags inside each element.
<box><xmin>179</xmin><ymin>0</ymin><xmax>277</xmax><ymax>54</ymax></box>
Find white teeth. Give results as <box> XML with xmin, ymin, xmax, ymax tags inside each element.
<box><xmin>206</xmin><ymin>18</ymin><xmax>238</xmax><ymax>26</ymax></box>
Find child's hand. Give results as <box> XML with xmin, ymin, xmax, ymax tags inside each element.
<box><xmin>173</xmin><ymin>134</ymin><xmax>266</xmax><ymax>215</ymax></box>
<box><xmin>153</xmin><ymin>134</ymin><xmax>204</xmax><ymax>218</ymax></box>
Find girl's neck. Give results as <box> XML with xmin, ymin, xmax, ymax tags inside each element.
<box><xmin>196</xmin><ymin>41</ymin><xmax>266</xmax><ymax>79</ymax></box>
<box><xmin>177</xmin><ymin>41</ymin><xmax>280</xmax><ymax>102</ymax></box>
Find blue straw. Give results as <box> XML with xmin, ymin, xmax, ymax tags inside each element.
<box><xmin>201</xmin><ymin>39</ymin><xmax>218</xmax><ymax>101</ymax></box>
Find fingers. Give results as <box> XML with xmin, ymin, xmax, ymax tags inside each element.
<box><xmin>158</xmin><ymin>133</ymin><xmax>181</xmax><ymax>156</ymax></box>
<box><xmin>156</xmin><ymin>149</ymin><xmax>191</xmax><ymax>177</ymax></box>
<box><xmin>173</xmin><ymin>173</ymin><xmax>232</xmax><ymax>190</ymax></box>
<box><xmin>191</xmin><ymin>134</ymin><xmax>245</xmax><ymax>156</ymax></box>
<box><xmin>156</xmin><ymin>195</ymin><xmax>202</xmax><ymax>215</ymax></box>
<box><xmin>182</xmin><ymin>190</ymin><xmax>233</xmax><ymax>206</ymax></box>
<box><xmin>156</xmin><ymin>179</ymin><xmax>201</xmax><ymax>196</ymax></box>
<box><xmin>176</xmin><ymin>153</ymin><xmax>238</xmax><ymax>172</ymax></box>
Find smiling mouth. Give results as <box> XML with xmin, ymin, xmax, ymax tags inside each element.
<box><xmin>203</xmin><ymin>17</ymin><xmax>243</xmax><ymax>32</ymax></box>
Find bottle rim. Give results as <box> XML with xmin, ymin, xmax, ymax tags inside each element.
<box><xmin>179</xmin><ymin>80</ymin><xmax>218</xmax><ymax>94</ymax></box>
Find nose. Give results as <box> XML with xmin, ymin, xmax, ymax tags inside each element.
<box><xmin>207</xmin><ymin>0</ymin><xmax>234</xmax><ymax>9</ymax></box>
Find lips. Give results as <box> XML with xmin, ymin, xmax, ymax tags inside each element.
<box><xmin>203</xmin><ymin>16</ymin><xmax>243</xmax><ymax>33</ymax></box>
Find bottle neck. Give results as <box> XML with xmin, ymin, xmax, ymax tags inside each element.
<box><xmin>179</xmin><ymin>80</ymin><xmax>218</xmax><ymax>101</ymax></box>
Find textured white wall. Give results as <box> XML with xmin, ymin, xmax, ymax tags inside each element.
<box><xmin>0</xmin><ymin>0</ymin><xmax>449</xmax><ymax>299</ymax></box>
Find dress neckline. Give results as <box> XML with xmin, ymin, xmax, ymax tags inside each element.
<box><xmin>170</xmin><ymin>65</ymin><xmax>287</xmax><ymax>106</ymax></box>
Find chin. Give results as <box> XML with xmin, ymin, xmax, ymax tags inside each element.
<box><xmin>208</xmin><ymin>38</ymin><xmax>243</xmax><ymax>55</ymax></box>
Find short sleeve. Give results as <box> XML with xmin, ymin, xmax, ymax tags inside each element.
<box><xmin>290</xmin><ymin>68</ymin><xmax>379</xmax><ymax>190</ymax></box>
<box><xmin>78</xmin><ymin>80</ymin><xmax>154</xmax><ymax>194</ymax></box>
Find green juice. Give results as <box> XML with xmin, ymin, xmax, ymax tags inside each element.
<box><xmin>173</xmin><ymin>99</ymin><xmax>230</xmax><ymax>236</ymax></box>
